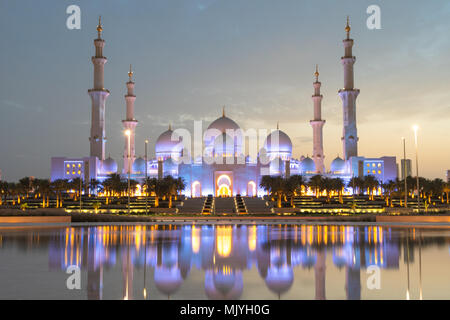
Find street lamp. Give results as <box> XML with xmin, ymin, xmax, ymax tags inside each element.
<box><xmin>413</xmin><ymin>125</ymin><xmax>420</xmax><ymax>211</ymax></box>
<box><xmin>402</xmin><ymin>137</ymin><xmax>407</xmax><ymax>208</ymax></box>
<box><xmin>145</xmin><ymin>139</ymin><xmax>149</xmax><ymax>214</ymax></box>
<box><xmin>125</xmin><ymin>129</ymin><xmax>131</xmax><ymax>214</ymax></box>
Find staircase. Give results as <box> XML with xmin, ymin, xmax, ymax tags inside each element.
<box><xmin>243</xmin><ymin>197</ymin><xmax>272</xmax><ymax>214</ymax></box>
<box><xmin>202</xmin><ymin>195</ymin><xmax>214</xmax><ymax>214</ymax></box>
<box><xmin>214</xmin><ymin>197</ymin><xmax>236</xmax><ymax>214</ymax></box>
<box><xmin>235</xmin><ymin>194</ymin><xmax>247</xmax><ymax>214</ymax></box>
<box><xmin>179</xmin><ymin>197</ymin><xmax>205</xmax><ymax>214</ymax></box>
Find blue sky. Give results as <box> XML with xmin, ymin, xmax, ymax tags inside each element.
<box><xmin>0</xmin><ymin>0</ymin><xmax>449</xmax><ymax>180</ymax></box>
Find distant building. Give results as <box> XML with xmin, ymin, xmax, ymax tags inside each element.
<box><xmin>400</xmin><ymin>159</ymin><xmax>412</xmax><ymax>180</ymax></box>
<box><xmin>447</xmin><ymin>170</ymin><xmax>450</xmax><ymax>183</ymax></box>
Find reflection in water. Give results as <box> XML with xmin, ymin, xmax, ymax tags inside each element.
<box><xmin>1</xmin><ymin>224</ymin><xmax>449</xmax><ymax>300</ymax></box>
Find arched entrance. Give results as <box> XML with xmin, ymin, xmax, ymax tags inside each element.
<box><xmin>192</xmin><ymin>181</ymin><xmax>201</xmax><ymax>198</ymax></box>
<box><xmin>247</xmin><ymin>181</ymin><xmax>256</xmax><ymax>197</ymax></box>
<box><xmin>216</xmin><ymin>174</ymin><xmax>232</xmax><ymax>197</ymax></box>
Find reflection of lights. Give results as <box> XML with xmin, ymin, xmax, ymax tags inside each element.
<box><xmin>192</xmin><ymin>226</ymin><xmax>200</xmax><ymax>254</ymax></box>
<box><xmin>216</xmin><ymin>226</ymin><xmax>232</xmax><ymax>257</ymax></box>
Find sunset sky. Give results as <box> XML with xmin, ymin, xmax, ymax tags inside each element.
<box><xmin>0</xmin><ymin>0</ymin><xmax>449</xmax><ymax>181</ymax></box>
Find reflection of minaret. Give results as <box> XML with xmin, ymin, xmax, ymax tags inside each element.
<box><xmin>314</xmin><ymin>249</ymin><xmax>326</xmax><ymax>300</ymax></box>
<box><xmin>87</xmin><ymin>231</ymin><xmax>103</xmax><ymax>300</ymax></box>
<box><xmin>310</xmin><ymin>65</ymin><xmax>326</xmax><ymax>173</ymax></box>
<box><xmin>122</xmin><ymin>65</ymin><xmax>138</xmax><ymax>173</ymax></box>
<box><xmin>338</xmin><ymin>17</ymin><xmax>360</xmax><ymax>161</ymax></box>
<box><xmin>345</xmin><ymin>266</ymin><xmax>361</xmax><ymax>300</ymax></box>
<box><xmin>88</xmin><ymin>16</ymin><xmax>110</xmax><ymax>161</ymax></box>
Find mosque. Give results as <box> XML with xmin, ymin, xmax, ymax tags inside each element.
<box><xmin>50</xmin><ymin>17</ymin><xmax>397</xmax><ymax>196</ymax></box>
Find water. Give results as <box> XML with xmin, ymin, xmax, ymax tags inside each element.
<box><xmin>0</xmin><ymin>223</ymin><xmax>449</xmax><ymax>300</ymax></box>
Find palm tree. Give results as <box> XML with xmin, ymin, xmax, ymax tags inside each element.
<box><xmin>88</xmin><ymin>179</ymin><xmax>102</xmax><ymax>196</ymax></box>
<box><xmin>51</xmin><ymin>179</ymin><xmax>69</xmax><ymax>208</ymax></box>
<box><xmin>308</xmin><ymin>175</ymin><xmax>324</xmax><ymax>198</ymax></box>
<box><xmin>259</xmin><ymin>176</ymin><xmax>285</xmax><ymax>208</ymax></box>
<box><xmin>18</xmin><ymin>177</ymin><xmax>33</xmax><ymax>200</ymax></box>
<box><xmin>363</xmin><ymin>175</ymin><xmax>379</xmax><ymax>200</ymax></box>
<box><xmin>174</xmin><ymin>177</ymin><xmax>186</xmax><ymax>200</ymax></box>
<box><xmin>443</xmin><ymin>182</ymin><xmax>450</xmax><ymax>204</ymax></box>
<box><xmin>348</xmin><ymin>177</ymin><xmax>364</xmax><ymax>195</ymax></box>
<box><xmin>381</xmin><ymin>180</ymin><xmax>397</xmax><ymax>207</ymax></box>
<box><xmin>331</xmin><ymin>178</ymin><xmax>345</xmax><ymax>203</ymax></box>
<box><xmin>35</xmin><ymin>179</ymin><xmax>52</xmax><ymax>208</ymax></box>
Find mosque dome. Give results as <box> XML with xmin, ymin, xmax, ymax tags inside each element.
<box><xmin>264</xmin><ymin>266</ymin><xmax>294</xmax><ymax>294</ymax></box>
<box><xmin>264</xmin><ymin>129</ymin><xmax>292</xmax><ymax>158</ymax></box>
<box><xmin>155</xmin><ymin>127</ymin><xmax>182</xmax><ymax>160</ymax></box>
<box><xmin>300</xmin><ymin>157</ymin><xmax>316</xmax><ymax>173</ymax></box>
<box><xmin>132</xmin><ymin>157</ymin><xmax>146</xmax><ymax>174</ymax></box>
<box><xmin>207</xmin><ymin>115</ymin><xmax>240</xmax><ymax>134</ymax></box>
<box><xmin>154</xmin><ymin>266</ymin><xmax>183</xmax><ymax>295</ymax></box>
<box><xmin>102</xmin><ymin>157</ymin><xmax>118</xmax><ymax>174</ymax></box>
<box><xmin>330</xmin><ymin>156</ymin><xmax>345</xmax><ymax>173</ymax></box>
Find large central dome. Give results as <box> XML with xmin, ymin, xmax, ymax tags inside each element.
<box><xmin>204</xmin><ymin>108</ymin><xmax>243</xmax><ymax>156</ymax></box>
<box><xmin>207</xmin><ymin>115</ymin><xmax>240</xmax><ymax>133</ymax></box>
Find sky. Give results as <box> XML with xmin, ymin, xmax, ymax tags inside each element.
<box><xmin>0</xmin><ymin>0</ymin><xmax>449</xmax><ymax>181</ymax></box>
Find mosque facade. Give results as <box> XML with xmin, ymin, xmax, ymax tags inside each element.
<box><xmin>50</xmin><ymin>17</ymin><xmax>397</xmax><ymax>196</ymax></box>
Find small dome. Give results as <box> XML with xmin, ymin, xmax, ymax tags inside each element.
<box><xmin>300</xmin><ymin>157</ymin><xmax>316</xmax><ymax>173</ymax></box>
<box><xmin>132</xmin><ymin>157</ymin><xmax>146</xmax><ymax>174</ymax></box>
<box><xmin>155</xmin><ymin>128</ymin><xmax>182</xmax><ymax>159</ymax></box>
<box><xmin>330</xmin><ymin>156</ymin><xmax>345</xmax><ymax>173</ymax></box>
<box><xmin>264</xmin><ymin>130</ymin><xmax>292</xmax><ymax>157</ymax></box>
<box><xmin>102</xmin><ymin>157</ymin><xmax>118</xmax><ymax>174</ymax></box>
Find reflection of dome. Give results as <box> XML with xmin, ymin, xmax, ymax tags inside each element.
<box><xmin>132</xmin><ymin>157</ymin><xmax>145</xmax><ymax>174</ymax></box>
<box><xmin>265</xmin><ymin>266</ymin><xmax>294</xmax><ymax>294</ymax></box>
<box><xmin>264</xmin><ymin>130</ymin><xmax>292</xmax><ymax>159</ymax></box>
<box><xmin>330</xmin><ymin>156</ymin><xmax>345</xmax><ymax>173</ymax></box>
<box><xmin>204</xmin><ymin>270</ymin><xmax>243</xmax><ymax>300</ymax></box>
<box><xmin>300</xmin><ymin>157</ymin><xmax>316</xmax><ymax>173</ymax></box>
<box><xmin>154</xmin><ymin>267</ymin><xmax>183</xmax><ymax>295</ymax></box>
<box><xmin>102</xmin><ymin>157</ymin><xmax>118</xmax><ymax>174</ymax></box>
<box><xmin>155</xmin><ymin>127</ymin><xmax>182</xmax><ymax>160</ymax></box>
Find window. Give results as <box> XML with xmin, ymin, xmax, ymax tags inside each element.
<box><xmin>378</xmin><ymin>170</ymin><xmax>381</xmax><ymax>174</ymax></box>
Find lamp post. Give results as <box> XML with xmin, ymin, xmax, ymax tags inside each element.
<box><xmin>145</xmin><ymin>139</ymin><xmax>148</xmax><ymax>214</ymax></box>
<box><xmin>402</xmin><ymin>137</ymin><xmax>407</xmax><ymax>208</ymax></box>
<box><xmin>125</xmin><ymin>129</ymin><xmax>131</xmax><ymax>215</ymax></box>
<box><xmin>413</xmin><ymin>125</ymin><xmax>420</xmax><ymax>211</ymax></box>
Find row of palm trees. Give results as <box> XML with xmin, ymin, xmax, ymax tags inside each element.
<box><xmin>260</xmin><ymin>174</ymin><xmax>450</xmax><ymax>208</ymax></box>
<box><xmin>0</xmin><ymin>174</ymin><xmax>186</xmax><ymax>209</ymax></box>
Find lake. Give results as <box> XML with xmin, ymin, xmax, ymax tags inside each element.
<box><xmin>0</xmin><ymin>223</ymin><xmax>449</xmax><ymax>300</ymax></box>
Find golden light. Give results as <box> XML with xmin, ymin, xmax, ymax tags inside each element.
<box><xmin>216</xmin><ymin>226</ymin><xmax>232</xmax><ymax>257</ymax></box>
<box><xmin>125</xmin><ymin>129</ymin><xmax>131</xmax><ymax>136</ymax></box>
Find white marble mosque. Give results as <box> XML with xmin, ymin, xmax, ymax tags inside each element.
<box><xmin>51</xmin><ymin>17</ymin><xmax>397</xmax><ymax>196</ymax></box>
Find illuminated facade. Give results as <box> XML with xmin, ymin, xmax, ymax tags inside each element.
<box><xmin>50</xmin><ymin>17</ymin><xmax>397</xmax><ymax>191</ymax></box>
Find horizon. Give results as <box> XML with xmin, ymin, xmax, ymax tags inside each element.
<box><xmin>1</xmin><ymin>0</ymin><xmax>449</xmax><ymax>181</ymax></box>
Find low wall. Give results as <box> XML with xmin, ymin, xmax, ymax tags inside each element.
<box><xmin>376</xmin><ymin>216</ymin><xmax>450</xmax><ymax>224</ymax></box>
<box><xmin>0</xmin><ymin>216</ymin><xmax>71</xmax><ymax>224</ymax></box>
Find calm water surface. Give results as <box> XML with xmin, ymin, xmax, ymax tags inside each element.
<box><xmin>0</xmin><ymin>223</ymin><xmax>449</xmax><ymax>300</ymax></box>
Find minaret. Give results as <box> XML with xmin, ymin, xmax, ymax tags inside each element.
<box><xmin>122</xmin><ymin>65</ymin><xmax>138</xmax><ymax>174</ymax></box>
<box><xmin>338</xmin><ymin>17</ymin><xmax>360</xmax><ymax>161</ymax></box>
<box><xmin>310</xmin><ymin>65</ymin><xmax>326</xmax><ymax>174</ymax></box>
<box><xmin>88</xmin><ymin>16</ymin><xmax>110</xmax><ymax>161</ymax></box>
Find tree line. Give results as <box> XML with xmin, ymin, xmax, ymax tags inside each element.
<box><xmin>260</xmin><ymin>174</ymin><xmax>450</xmax><ymax>208</ymax></box>
<box><xmin>0</xmin><ymin>174</ymin><xmax>186</xmax><ymax>209</ymax></box>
